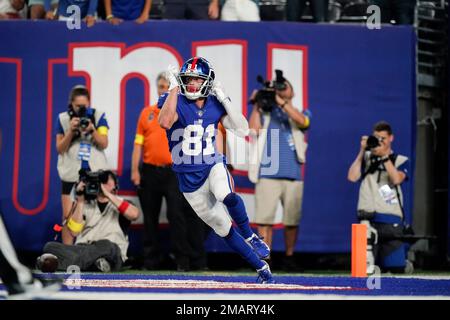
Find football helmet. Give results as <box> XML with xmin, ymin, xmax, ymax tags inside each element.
<box><xmin>178</xmin><ymin>57</ymin><xmax>215</xmax><ymax>100</ymax></box>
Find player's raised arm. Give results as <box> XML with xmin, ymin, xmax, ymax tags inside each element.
<box><xmin>158</xmin><ymin>66</ymin><xmax>179</xmax><ymax>130</ymax></box>
<box><xmin>214</xmin><ymin>82</ymin><xmax>249</xmax><ymax>137</ymax></box>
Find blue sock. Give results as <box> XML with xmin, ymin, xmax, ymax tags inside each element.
<box><xmin>223</xmin><ymin>227</ymin><xmax>264</xmax><ymax>270</ymax></box>
<box><xmin>223</xmin><ymin>193</ymin><xmax>254</xmax><ymax>239</ymax></box>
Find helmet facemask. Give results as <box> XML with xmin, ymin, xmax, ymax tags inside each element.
<box><xmin>178</xmin><ymin>57</ymin><xmax>215</xmax><ymax>100</ymax></box>
<box><xmin>178</xmin><ymin>75</ymin><xmax>213</xmax><ymax>100</ymax></box>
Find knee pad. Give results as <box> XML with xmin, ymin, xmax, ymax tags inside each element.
<box><xmin>184</xmin><ymin>187</ymin><xmax>232</xmax><ymax>237</ymax></box>
<box><xmin>210</xmin><ymin>216</ymin><xmax>232</xmax><ymax>237</ymax></box>
<box><xmin>209</xmin><ymin>164</ymin><xmax>233</xmax><ymax>202</ymax></box>
<box><xmin>213</xmin><ymin>184</ymin><xmax>232</xmax><ymax>203</ymax></box>
<box><xmin>204</xmin><ymin>205</ymin><xmax>232</xmax><ymax>237</ymax></box>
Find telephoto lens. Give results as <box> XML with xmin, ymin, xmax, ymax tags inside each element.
<box><xmin>79</xmin><ymin>117</ymin><xmax>90</xmax><ymax>129</ymax></box>
<box><xmin>366</xmin><ymin>135</ymin><xmax>380</xmax><ymax>150</ymax></box>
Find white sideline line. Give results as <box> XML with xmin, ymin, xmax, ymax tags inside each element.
<box><xmin>62</xmin><ymin>278</ymin><xmax>354</xmax><ymax>290</ymax></box>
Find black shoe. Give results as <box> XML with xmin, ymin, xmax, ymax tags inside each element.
<box><xmin>95</xmin><ymin>258</ymin><xmax>111</xmax><ymax>273</ymax></box>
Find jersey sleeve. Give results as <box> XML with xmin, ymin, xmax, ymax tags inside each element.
<box><xmin>96</xmin><ymin>112</ymin><xmax>109</xmax><ymax>136</ymax></box>
<box><xmin>158</xmin><ymin>93</ymin><xmax>185</xmax><ymax>126</ymax></box>
<box><xmin>157</xmin><ymin>93</ymin><xmax>169</xmax><ymax>109</ymax></box>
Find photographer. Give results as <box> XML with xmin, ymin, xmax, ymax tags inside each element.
<box><xmin>38</xmin><ymin>170</ymin><xmax>140</xmax><ymax>272</ymax></box>
<box><xmin>56</xmin><ymin>85</ymin><xmax>109</xmax><ymax>245</ymax></box>
<box><xmin>348</xmin><ymin>121</ymin><xmax>413</xmax><ymax>274</ymax></box>
<box><xmin>248</xmin><ymin>70</ymin><xmax>310</xmax><ymax>270</ymax></box>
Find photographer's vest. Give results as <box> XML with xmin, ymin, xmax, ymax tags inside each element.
<box><xmin>357</xmin><ymin>151</ymin><xmax>408</xmax><ymax>218</ymax></box>
<box><xmin>75</xmin><ymin>200</ymin><xmax>129</xmax><ymax>262</ymax></box>
<box><xmin>248</xmin><ymin>113</ymin><xmax>308</xmax><ymax>183</ymax></box>
<box><xmin>57</xmin><ymin>109</ymin><xmax>109</xmax><ymax>182</ymax></box>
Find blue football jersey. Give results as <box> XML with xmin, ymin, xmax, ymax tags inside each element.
<box><xmin>158</xmin><ymin>93</ymin><xmax>227</xmax><ymax>192</ymax></box>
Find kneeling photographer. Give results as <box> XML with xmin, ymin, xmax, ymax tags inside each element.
<box><xmin>347</xmin><ymin>121</ymin><xmax>413</xmax><ymax>274</ymax></box>
<box><xmin>248</xmin><ymin>70</ymin><xmax>310</xmax><ymax>270</ymax></box>
<box><xmin>38</xmin><ymin>170</ymin><xmax>139</xmax><ymax>272</ymax></box>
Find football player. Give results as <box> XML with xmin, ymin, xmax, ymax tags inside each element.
<box><xmin>158</xmin><ymin>57</ymin><xmax>274</xmax><ymax>283</ymax></box>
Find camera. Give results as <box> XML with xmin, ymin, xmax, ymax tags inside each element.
<box><xmin>366</xmin><ymin>135</ymin><xmax>382</xmax><ymax>150</ymax></box>
<box><xmin>69</xmin><ymin>105</ymin><xmax>91</xmax><ymax>130</ymax></box>
<box><xmin>78</xmin><ymin>169</ymin><xmax>110</xmax><ymax>200</ymax></box>
<box><xmin>253</xmin><ymin>69</ymin><xmax>287</xmax><ymax>113</ymax></box>
<box><xmin>79</xmin><ymin>117</ymin><xmax>90</xmax><ymax>130</ymax></box>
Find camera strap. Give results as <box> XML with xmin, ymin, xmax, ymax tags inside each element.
<box><xmin>66</xmin><ymin>201</ymin><xmax>78</xmax><ymax>223</ymax></box>
<box><xmin>394</xmin><ymin>185</ymin><xmax>406</xmax><ymax>222</ymax></box>
<box><xmin>360</xmin><ymin>157</ymin><xmax>381</xmax><ymax>180</ymax></box>
<box><xmin>361</xmin><ymin>153</ymin><xmax>396</xmax><ymax>181</ymax></box>
<box><xmin>52</xmin><ymin>201</ymin><xmax>78</xmax><ymax>240</ymax></box>
<box><xmin>390</xmin><ymin>154</ymin><xmax>407</xmax><ymax>223</ymax></box>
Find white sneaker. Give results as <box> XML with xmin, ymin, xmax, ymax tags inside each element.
<box><xmin>95</xmin><ymin>258</ymin><xmax>111</xmax><ymax>273</ymax></box>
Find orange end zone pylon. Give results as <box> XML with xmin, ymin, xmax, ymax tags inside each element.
<box><xmin>351</xmin><ymin>223</ymin><xmax>367</xmax><ymax>277</ymax></box>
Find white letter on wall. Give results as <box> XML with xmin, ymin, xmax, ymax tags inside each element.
<box><xmin>70</xmin><ymin>44</ymin><xmax>182</xmax><ymax>173</ymax></box>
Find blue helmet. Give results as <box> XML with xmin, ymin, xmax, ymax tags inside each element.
<box><xmin>178</xmin><ymin>57</ymin><xmax>215</xmax><ymax>100</ymax></box>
